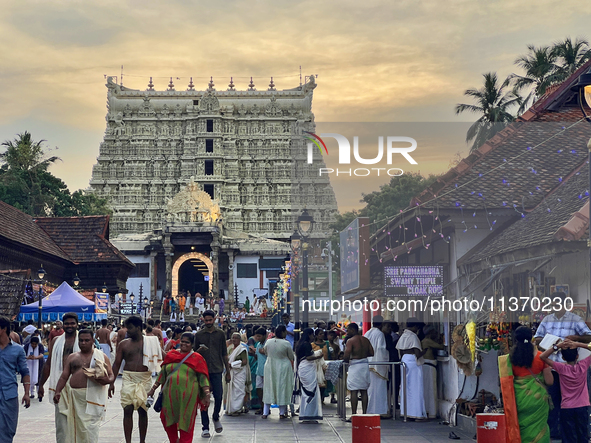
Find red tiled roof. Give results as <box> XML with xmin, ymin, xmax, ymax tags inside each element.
<box><xmin>410</xmin><ymin>59</ymin><xmax>591</xmax><ymax>211</ymax></box>
<box><xmin>0</xmin><ymin>201</ymin><xmax>71</xmax><ymax>262</ymax></box>
<box><xmin>34</xmin><ymin>216</ymin><xmax>134</xmax><ymax>266</ymax></box>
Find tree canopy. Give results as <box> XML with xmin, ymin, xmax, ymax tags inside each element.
<box><xmin>0</xmin><ymin>132</ymin><xmax>111</xmax><ymax>217</ymax></box>
<box><xmin>457</xmin><ymin>36</ymin><xmax>591</xmax><ymax>152</ymax></box>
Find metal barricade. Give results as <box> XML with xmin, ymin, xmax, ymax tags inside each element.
<box><xmin>337</xmin><ymin>361</ymin><xmax>407</xmax><ymax>422</ymax></box>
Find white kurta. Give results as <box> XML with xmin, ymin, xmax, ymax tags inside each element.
<box><xmin>263</xmin><ymin>338</ymin><xmax>294</xmax><ymax>406</ymax></box>
<box><xmin>396</xmin><ymin>329</ymin><xmax>426</xmax><ymax>419</ymax></box>
<box><xmin>25</xmin><ymin>345</ymin><xmax>40</xmax><ymax>395</ymax></box>
<box><xmin>364</xmin><ymin>327</ymin><xmax>389</xmax><ymax>415</ymax></box>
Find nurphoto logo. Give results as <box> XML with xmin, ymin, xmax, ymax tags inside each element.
<box><xmin>304</xmin><ymin>132</ymin><xmax>418</xmax><ymax>177</ymax></box>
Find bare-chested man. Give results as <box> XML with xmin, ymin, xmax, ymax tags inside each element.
<box><xmin>147</xmin><ymin>319</ymin><xmax>163</xmax><ymax>348</ymax></box>
<box><xmin>95</xmin><ymin>319</ymin><xmax>112</xmax><ymax>361</ymax></box>
<box><xmin>109</xmin><ymin>316</ymin><xmax>151</xmax><ymax>443</ymax></box>
<box><xmin>54</xmin><ymin>329</ymin><xmax>114</xmax><ymax>443</ymax></box>
<box><xmin>343</xmin><ymin>322</ymin><xmax>374</xmax><ymax>416</ymax></box>
<box><xmin>38</xmin><ymin>312</ymin><xmax>80</xmax><ymax>443</ymax></box>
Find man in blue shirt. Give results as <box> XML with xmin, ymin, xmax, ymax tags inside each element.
<box><xmin>282</xmin><ymin>313</ymin><xmax>295</xmax><ymax>348</ymax></box>
<box><xmin>0</xmin><ymin>316</ymin><xmax>31</xmax><ymax>443</ymax></box>
<box><xmin>253</xmin><ymin>327</ymin><xmax>268</xmax><ymax>415</ymax></box>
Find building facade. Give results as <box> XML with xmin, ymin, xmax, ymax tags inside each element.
<box><xmin>89</xmin><ymin>75</ymin><xmax>337</xmax><ymax>239</ymax></box>
<box><xmin>90</xmin><ymin>76</ymin><xmax>337</xmax><ymax>306</ymax></box>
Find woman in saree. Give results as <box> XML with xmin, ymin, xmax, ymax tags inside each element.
<box><xmin>311</xmin><ymin>328</ymin><xmax>329</xmax><ymax>401</ymax></box>
<box><xmin>499</xmin><ymin>326</ymin><xmax>553</xmax><ymax>443</ymax></box>
<box><xmin>147</xmin><ymin>333</ymin><xmax>210</xmax><ymax>443</ymax></box>
<box><xmin>296</xmin><ymin>328</ymin><xmax>324</xmax><ymax>422</ymax></box>
<box><xmin>245</xmin><ymin>325</ymin><xmax>260</xmax><ymax>409</ymax></box>
<box><xmin>225</xmin><ymin>333</ymin><xmax>251</xmax><ymax>415</ymax></box>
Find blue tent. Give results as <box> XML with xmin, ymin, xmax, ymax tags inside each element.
<box><xmin>19</xmin><ymin>281</ymin><xmax>107</xmax><ymax>322</ymax></box>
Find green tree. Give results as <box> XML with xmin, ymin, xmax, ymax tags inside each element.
<box><xmin>455</xmin><ymin>72</ymin><xmax>521</xmax><ymax>152</ymax></box>
<box><xmin>0</xmin><ymin>132</ymin><xmax>110</xmax><ymax>217</ymax></box>
<box><xmin>360</xmin><ymin>173</ymin><xmax>439</xmax><ymax>233</ymax></box>
<box><xmin>552</xmin><ymin>37</ymin><xmax>591</xmax><ymax>79</ymax></box>
<box><xmin>511</xmin><ymin>45</ymin><xmax>560</xmax><ymax>109</ymax></box>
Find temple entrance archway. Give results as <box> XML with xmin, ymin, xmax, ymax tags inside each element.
<box><xmin>172</xmin><ymin>252</ymin><xmax>213</xmax><ymax>296</ymax></box>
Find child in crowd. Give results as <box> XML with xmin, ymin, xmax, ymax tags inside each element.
<box><xmin>540</xmin><ymin>339</ymin><xmax>591</xmax><ymax>443</ymax></box>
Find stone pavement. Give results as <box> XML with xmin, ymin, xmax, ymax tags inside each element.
<box><xmin>14</xmin><ymin>378</ymin><xmax>474</xmax><ymax>443</ymax></box>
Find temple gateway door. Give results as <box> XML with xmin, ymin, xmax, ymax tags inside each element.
<box><xmin>172</xmin><ymin>252</ymin><xmax>213</xmax><ymax>296</ymax></box>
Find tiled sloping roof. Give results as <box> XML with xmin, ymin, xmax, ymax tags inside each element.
<box><xmin>465</xmin><ymin>166</ymin><xmax>589</xmax><ymax>264</ymax></box>
<box><xmin>410</xmin><ymin>59</ymin><xmax>591</xmax><ymax>211</ymax></box>
<box><xmin>0</xmin><ymin>270</ymin><xmax>28</xmax><ymax>316</ymax></box>
<box><xmin>411</xmin><ymin>107</ymin><xmax>589</xmax><ymax>210</ymax></box>
<box><xmin>0</xmin><ymin>201</ymin><xmax>71</xmax><ymax>262</ymax></box>
<box><xmin>35</xmin><ymin>216</ymin><xmax>134</xmax><ymax>266</ymax></box>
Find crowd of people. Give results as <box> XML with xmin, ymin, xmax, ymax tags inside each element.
<box><xmin>3</xmin><ymin>294</ymin><xmax>591</xmax><ymax>443</ymax></box>
<box><xmin>160</xmin><ymin>292</ymin><xmax>270</xmax><ymax>323</ymax></box>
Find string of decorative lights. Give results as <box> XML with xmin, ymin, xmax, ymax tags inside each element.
<box><xmin>329</xmin><ymin>119</ymin><xmax>590</xmax><ymax>263</ymax></box>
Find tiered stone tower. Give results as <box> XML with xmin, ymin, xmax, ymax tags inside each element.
<box><xmin>89</xmin><ymin>75</ymin><xmax>337</xmax><ymax>239</ymax></box>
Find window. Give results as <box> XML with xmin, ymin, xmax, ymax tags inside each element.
<box><xmin>206</xmin><ymin>119</ymin><xmax>213</xmax><ymax>132</ymax></box>
<box><xmin>205</xmin><ymin>160</ymin><xmax>214</xmax><ymax>175</ymax></box>
<box><xmin>266</xmin><ymin>270</ymin><xmax>281</xmax><ymax>279</ymax></box>
<box><xmin>237</xmin><ymin>263</ymin><xmax>257</xmax><ymax>278</ymax></box>
<box><xmin>204</xmin><ymin>184</ymin><xmax>214</xmax><ymax>199</ymax></box>
<box><xmin>193</xmin><ymin>100</ymin><xmax>199</xmax><ymax>106</ymax></box>
<box><xmin>206</xmin><ymin>139</ymin><xmax>213</xmax><ymax>152</ymax></box>
<box><xmin>129</xmin><ymin>263</ymin><xmax>149</xmax><ymax>278</ymax></box>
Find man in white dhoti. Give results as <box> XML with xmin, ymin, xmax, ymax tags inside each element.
<box><xmin>54</xmin><ymin>329</ymin><xmax>114</xmax><ymax>443</ymax></box>
<box><xmin>396</xmin><ymin>318</ymin><xmax>428</xmax><ymax>421</ymax></box>
<box><xmin>364</xmin><ymin>315</ymin><xmax>391</xmax><ymax>417</ymax></box>
<box><xmin>39</xmin><ymin>312</ymin><xmax>80</xmax><ymax>443</ymax></box>
<box><xmin>343</xmin><ymin>322</ymin><xmax>374</xmax><ymax>416</ymax></box>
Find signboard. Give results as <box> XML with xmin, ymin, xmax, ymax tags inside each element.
<box><xmin>119</xmin><ymin>303</ymin><xmax>135</xmax><ymax>315</ymax></box>
<box><xmin>340</xmin><ymin>217</ymin><xmax>370</xmax><ymax>294</ymax></box>
<box><xmin>384</xmin><ymin>266</ymin><xmax>443</xmax><ymax>297</ymax></box>
<box><xmin>95</xmin><ymin>293</ymin><xmax>108</xmax><ymax>313</ymax></box>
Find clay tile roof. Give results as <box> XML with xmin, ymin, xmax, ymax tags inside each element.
<box><xmin>411</xmin><ymin>59</ymin><xmax>591</xmax><ymax>211</ymax></box>
<box><xmin>464</xmin><ymin>166</ymin><xmax>589</xmax><ymax>264</ymax></box>
<box><xmin>0</xmin><ymin>201</ymin><xmax>71</xmax><ymax>262</ymax></box>
<box><xmin>34</xmin><ymin>216</ymin><xmax>133</xmax><ymax>266</ymax></box>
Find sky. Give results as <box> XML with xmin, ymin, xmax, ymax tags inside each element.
<box><xmin>1</xmin><ymin>0</ymin><xmax>590</xmax><ymax>212</ymax></box>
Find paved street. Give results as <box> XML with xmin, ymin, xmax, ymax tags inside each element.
<box><xmin>15</xmin><ymin>378</ymin><xmax>473</xmax><ymax>443</ymax></box>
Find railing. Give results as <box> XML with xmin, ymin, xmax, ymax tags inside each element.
<box><xmin>337</xmin><ymin>360</ymin><xmax>408</xmax><ymax>422</ymax></box>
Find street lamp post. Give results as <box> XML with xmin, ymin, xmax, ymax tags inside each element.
<box><xmin>130</xmin><ymin>293</ymin><xmax>135</xmax><ymax>315</ymax></box>
<box><xmin>296</xmin><ymin>209</ymin><xmax>314</xmax><ymax>330</ymax></box>
<box><xmin>143</xmin><ymin>297</ymin><xmax>149</xmax><ymax>321</ymax></box>
<box><xmin>573</xmin><ymin>74</ymin><xmax>591</xmax><ymax>319</ymax></box>
<box><xmin>37</xmin><ymin>265</ymin><xmax>46</xmax><ymax>329</ymax></box>
<box><xmin>321</xmin><ymin>241</ymin><xmax>334</xmax><ymax>321</ymax></box>
<box><xmin>73</xmin><ymin>274</ymin><xmax>80</xmax><ymax>289</ymax></box>
<box><xmin>291</xmin><ymin>230</ymin><xmax>301</xmax><ymax>341</ymax></box>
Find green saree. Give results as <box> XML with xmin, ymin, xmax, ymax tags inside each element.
<box><xmin>498</xmin><ymin>355</ymin><xmax>550</xmax><ymax>443</ymax></box>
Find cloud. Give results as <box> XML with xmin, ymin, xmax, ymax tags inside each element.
<box><xmin>0</xmin><ymin>0</ymin><xmax>588</xmax><ymax>211</ymax></box>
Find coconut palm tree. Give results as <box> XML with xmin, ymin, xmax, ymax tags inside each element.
<box><xmin>552</xmin><ymin>37</ymin><xmax>591</xmax><ymax>80</ymax></box>
<box><xmin>510</xmin><ymin>45</ymin><xmax>560</xmax><ymax>111</ymax></box>
<box><xmin>455</xmin><ymin>72</ymin><xmax>521</xmax><ymax>152</ymax></box>
<box><xmin>0</xmin><ymin>132</ymin><xmax>60</xmax><ymax>215</ymax></box>
<box><xmin>0</xmin><ymin>131</ymin><xmax>58</xmax><ymax>172</ymax></box>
